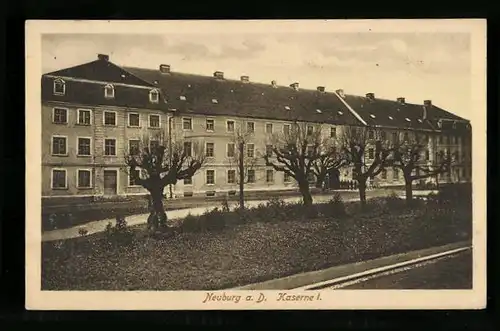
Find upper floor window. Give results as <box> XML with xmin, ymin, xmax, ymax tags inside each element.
<box><xmin>380</xmin><ymin>131</ymin><xmax>386</xmax><ymax>140</ymax></box>
<box><xmin>266</xmin><ymin>123</ymin><xmax>273</xmax><ymax>134</ymax></box>
<box><xmin>307</xmin><ymin>125</ymin><xmax>314</xmax><ymax>136</ymax></box>
<box><xmin>184</xmin><ymin>141</ymin><xmax>192</xmax><ymax>157</ymax></box>
<box><xmin>52</xmin><ymin>136</ymin><xmax>67</xmax><ymax>156</ymax></box>
<box><xmin>77</xmin><ymin>137</ymin><xmax>92</xmax><ymax>156</ymax></box>
<box><xmin>206</xmin><ymin>118</ymin><xmax>215</xmax><ymax>132</ymax></box>
<box><xmin>129</xmin><ymin>139</ymin><xmax>140</xmax><ymax>155</ymax></box>
<box><xmin>77</xmin><ymin>109</ymin><xmax>92</xmax><ymax>125</ymax></box>
<box><xmin>206</xmin><ymin>142</ymin><xmax>215</xmax><ymax>157</ymax></box>
<box><xmin>330</xmin><ymin>127</ymin><xmax>337</xmax><ymax>138</ymax></box>
<box><xmin>128</xmin><ymin>113</ymin><xmax>140</xmax><ymax>127</ymax></box>
<box><xmin>266</xmin><ymin>145</ymin><xmax>273</xmax><ymax>157</ymax></box>
<box><xmin>368</xmin><ymin>148</ymin><xmax>374</xmax><ymax>159</ymax></box>
<box><xmin>247</xmin><ymin>122</ymin><xmax>255</xmax><ymax>133</ymax></box>
<box><xmin>149</xmin><ymin>114</ymin><xmax>160</xmax><ymax>128</ymax></box>
<box><xmin>283</xmin><ymin>124</ymin><xmax>290</xmax><ymax>135</ymax></box>
<box><xmin>368</xmin><ymin>130</ymin><xmax>374</xmax><ymax>139</ymax></box>
<box><xmin>227</xmin><ymin>143</ymin><xmax>235</xmax><ymax>158</ymax></box>
<box><xmin>247</xmin><ymin>143</ymin><xmax>255</xmax><ymax>158</ymax></box>
<box><xmin>227</xmin><ymin>120</ymin><xmax>235</xmax><ymax>133</ymax></box>
<box><xmin>104</xmin><ymin>111</ymin><xmax>117</xmax><ymax>126</ymax></box>
<box><xmin>53</xmin><ymin>79</ymin><xmax>65</xmax><ymax>96</ymax></box>
<box><xmin>52</xmin><ymin>107</ymin><xmax>68</xmax><ymax>124</ymax></box>
<box><xmin>183</xmin><ymin>117</ymin><xmax>192</xmax><ymax>130</ymax></box>
<box><xmin>392</xmin><ymin>132</ymin><xmax>398</xmax><ymax>142</ymax></box>
<box><xmin>149</xmin><ymin>89</ymin><xmax>159</xmax><ymax>103</ymax></box>
<box><xmin>104</xmin><ymin>138</ymin><xmax>117</xmax><ymax>156</ymax></box>
<box><xmin>104</xmin><ymin>84</ymin><xmax>115</xmax><ymax>99</ymax></box>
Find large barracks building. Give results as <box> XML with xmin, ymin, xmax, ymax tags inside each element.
<box><xmin>41</xmin><ymin>54</ymin><xmax>472</xmax><ymax>200</ymax></box>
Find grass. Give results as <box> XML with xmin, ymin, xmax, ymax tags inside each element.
<box><xmin>42</xmin><ymin>186</ymin><xmax>472</xmax><ymax>291</ymax></box>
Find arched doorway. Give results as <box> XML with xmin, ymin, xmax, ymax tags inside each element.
<box><xmin>326</xmin><ymin>168</ymin><xmax>340</xmax><ymax>189</ymax></box>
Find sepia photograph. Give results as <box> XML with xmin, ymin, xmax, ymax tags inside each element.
<box><xmin>25</xmin><ymin>19</ymin><xmax>486</xmax><ymax>310</ymax></box>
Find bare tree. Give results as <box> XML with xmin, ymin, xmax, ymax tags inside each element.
<box><xmin>311</xmin><ymin>143</ymin><xmax>347</xmax><ymax>191</ymax></box>
<box><xmin>263</xmin><ymin>121</ymin><xmax>326</xmax><ymax>206</ymax></box>
<box><xmin>226</xmin><ymin>127</ymin><xmax>260</xmax><ymax>209</ymax></box>
<box><xmin>339</xmin><ymin>126</ymin><xmax>393</xmax><ymax>207</ymax></box>
<box><xmin>390</xmin><ymin>130</ymin><xmax>455</xmax><ymax>204</ymax></box>
<box><xmin>123</xmin><ymin>130</ymin><xmax>205</xmax><ymax>230</ymax></box>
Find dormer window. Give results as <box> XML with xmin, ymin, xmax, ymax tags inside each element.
<box><xmin>417</xmin><ymin>119</ymin><xmax>423</xmax><ymax>123</ymax></box>
<box><xmin>405</xmin><ymin>118</ymin><xmax>411</xmax><ymax>122</ymax></box>
<box><xmin>104</xmin><ymin>84</ymin><xmax>115</xmax><ymax>99</ymax></box>
<box><xmin>284</xmin><ymin>106</ymin><xmax>291</xmax><ymax>111</ymax></box>
<box><xmin>180</xmin><ymin>95</ymin><xmax>186</xmax><ymax>101</ymax></box>
<box><xmin>53</xmin><ymin>78</ymin><xmax>65</xmax><ymax>96</ymax></box>
<box><xmin>211</xmin><ymin>98</ymin><xmax>218</xmax><ymax>104</ymax></box>
<box><xmin>437</xmin><ymin>120</ymin><xmax>443</xmax><ymax>128</ymax></box>
<box><xmin>337</xmin><ymin>111</ymin><xmax>343</xmax><ymax>115</ymax></box>
<box><xmin>149</xmin><ymin>89</ymin><xmax>159</xmax><ymax>104</ymax></box>
<box><xmin>388</xmin><ymin>116</ymin><xmax>394</xmax><ymax>120</ymax></box>
<box><xmin>369</xmin><ymin>114</ymin><xmax>376</xmax><ymax>119</ymax></box>
<box><xmin>316</xmin><ymin>109</ymin><xmax>322</xmax><ymax>114</ymax></box>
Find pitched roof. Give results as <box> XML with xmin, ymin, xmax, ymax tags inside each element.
<box><xmin>341</xmin><ymin>94</ymin><xmax>435</xmax><ymax>131</ymax></box>
<box><xmin>46</xmin><ymin>59</ymin><xmax>155</xmax><ymax>87</ymax></box>
<box><xmin>122</xmin><ymin>66</ymin><xmax>362</xmax><ymax>126</ymax></box>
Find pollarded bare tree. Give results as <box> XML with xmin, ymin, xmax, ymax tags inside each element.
<box><xmin>225</xmin><ymin>127</ymin><xmax>260</xmax><ymax>209</ymax></box>
<box><xmin>264</xmin><ymin>121</ymin><xmax>331</xmax><ymax>206</ymax></box>
<box><xmin>123</xmin><ymin>130</ymin><xmax>205</xmax><ymax>230</ymax></box>
<box><xmin>339</xmin><ymin>126</ymin><xmax>393</xmax><ymax>207</ymax></box>
<box><xmin>390</xmin><ymin>130</ymin><xmax>455</xmax><ymax>204</ymax></box>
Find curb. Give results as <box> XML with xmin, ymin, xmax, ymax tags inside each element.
<box><xmin>229</xmin><ymin>240</ymin><xmax>471</xmax><ymax>290</ymax></box>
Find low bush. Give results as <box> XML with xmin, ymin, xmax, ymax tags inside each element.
<box><xmin>318</xmin><ymin>193</ymin><xmax>346</xmax><ymax>218</ymax></box>
<box><xmin>180</xmin><ymin>208</ymin><xmax>228</xmax><ymax>233</ymax></box>
<box><xmin>104</xmin><ymin>215</ymin><xmax>134</xmax><ymax>246</ymax></box>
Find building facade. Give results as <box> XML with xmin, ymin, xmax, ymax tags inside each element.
<box><xmin>41</xmin><ymin>54</ymin><xmax>472</xmax><ymax>201</ymax></box>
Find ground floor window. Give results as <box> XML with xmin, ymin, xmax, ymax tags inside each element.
<box><xmin>77</xmin><ymin>169</ymin><xmax>92</xmax><ymax>188</ymax></box>
<box><xmin>52</xmin><ymin>169</ymin><xmax>67</xmax><ymax>189</ymax></box>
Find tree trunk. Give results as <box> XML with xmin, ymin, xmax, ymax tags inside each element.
<box><xmin>358</xmin><ymin>180</ymin><xmax>367</xmax><ymax>207</ymax></box>
<box><xmin>238</xmin><ymin>141</ymin><xmax>245</xmax><ymax>210</ymax></box>
<box><xmin>404</xmin><ymin>176</ymin><xmax>413</xmax><ymax>205</ymax></box>
<box><xmin>298</xmin><ymin>180</ymin><xmax>313</xmax><ymax>207</ymax></box>
<box><xmin>149</xmin><ymin>185</ymin><xmax>167</xmax><ymax>230</ymax></box>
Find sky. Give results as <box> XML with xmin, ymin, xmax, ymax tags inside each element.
<box><xmin>42</xmin><ymin>32</ymin><xmax>471</xmax><ymax>119</ymax></box>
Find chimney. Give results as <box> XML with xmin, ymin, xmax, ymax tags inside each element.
<box><xmin>240</xmin><ymin>75</ymin><xmax>249</xmax><ymax>83</ymax></box>
<box><xmin>397</xmin><ymin>97</ymin><xmax>406</xmax><ymax>104</ymax></box>
<box><xmin>159</xmin><ymin>64</ymin><xmax>171</xmax><ymax>74</ymax></box>
<box><xmin>271</xmin><ymin>80</ymin><xmax>278</xmax><ymax>88</ymax></box>
<box><xmin>290</xmin><ymin>82</ymin><xmax>299</xmax><ymax>91</ymax></box>
<box><xmin>213</xmin><ymin>71</ymin><xmax>224</xmax><ymax>79</ymax></box>
<box><xmin>366</xmin><ymin>93</ymin><xmax>375</xmax><ymax>100</ymax></box>
<box><xmin>423</xmin><ymin>100</ymin><xmax>432</xmax><ymax>120</ymax></box>
<box><xmin>336</xmin><ymin>89</ymin><xmax>345</xmax><ymax>98</ymax></box>
<box><xmin>97</xmin><ymin>54</ymin><xmax>109</xmax><ymax>61</ymax></box>
<box><xmin>317</xmin><ymin>86</ymin><xmax>325</xmax><ymax>93</ymax></box>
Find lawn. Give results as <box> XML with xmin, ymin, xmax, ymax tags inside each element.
<box><xmin>42</xmin><ymin>186</ymin><xmax>472</xmax><ymax>291</ymax></box>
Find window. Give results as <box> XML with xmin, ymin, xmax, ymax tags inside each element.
<box><xmin>206</xmin><ymin>142</ymin><xmax>215</xmax><ymax>157</ymax></box>
<box><xmin>368</xmin><ymin>130</ymin><xmax>374</xmax><ymax>139</ymax></box>
<box><xmin>104</xmin><ymin>111</ymin><xmax>116</xmax><ymax>126</ymax></box>
<box><xmin>227</xmin><ymin>120</ymin><xmax>235</xmax><ymax>132</ymax></box>
<box><xmin>307</xmin><ymin>145</ymin><xmax>314</xmax><ymax>157</ymax></box>
<box><xmin>403</xmin><ymin>132</ymin><xmax>409</xmax><ymax>141</ymax></box>
<box><xmin>439</xmin><ymin>136</ymin><xmax>443</xmax><ymax>144</ymax></box>
<box><xmin>227</xmin><ymin>170</ymin><xmax>236</xmax><ymax>184</ymax></box>
<box><xmin>425</xmin><ymin>149</ymin><xmax>430</xmax><ymax>160</ymax></box>
<box><xmin>104</xmin><ymin>139</ymin><xmax>116</xmax><ymax>156</ymax></box>
<box><xmin>77</xmin><ymin>138</ymin><xmax>91</xmax><ymax>156</ymax></box>
<box><xmin>77</xmin><ymin>109</ymin><xmax>91</xmax><ymax>125</ymax></box>
<box><xmin>307</xmin><ymin>125</ymin><xmax>314</xmax><ymax>136</ymax></box>
<box><xmin>368</xmin><ymin>148</ymin><xmax>374</xmax><ymax>159</ymax></box>
<box><xmin>129</xmin><ymin>139</ymin><xmax>140</xmax><ymax>155</ymax></box>
<box><xmin>149</xmin><ymin>114</ymin><xmax>160</xmax><ymax>128</ymax></box>
<box><xmin>183</xmin><ymin>118</ymin><xmax>192</xmax><ymax>130</ymax></box>
<box><xmin>247</xmin><ymin>122</ymin><xmax>255</xmax><ymax>133</ymax></box>
<box><xmin>392</xmin><ymin>132</ymin><xmax>398</xmax><ymax>142</ymax></box>
<box><xmin>104</xmin><ymin>84</ymin><xmax>115</xmax><ymax>98</ymax></box>
<box><xmin>149</xmin><ymin>89</ymin><xmax>159</xmax><ymax>103</ymax></box>
<box><xmin>184</xmin><ymin>141</ymin><xmax>192</xmax><ymax>157</ymax></box>
<box><xmin>128</xmin><ymin>113</ymin><xmax>140</xmax><ymax>127</ymax></box>
<box><xmin>206</xmin><ymin>118</ymin><xmax>215</xmax><ymax>131</ymax></box>
<box><xmin>206</xmin><ymin>170</ymin><xmax>215</xmax><ymax>185</ymax></box>
<box><xmin>53</xmin><ymin>108</ymin><xmax>68</xmax><ymax>124</ymax></box>
<box><xmin>381</xmin><ymin>169</ymin><xmax>387</xmax><ymax>179</ymax></box>
<box><xmin>283</xmin><ymin>124</ymin><xmax>290</xmax><ymax>135</ymax></box>
<box><xmin>129</xmin><ymin>169</ymin><xmax>141</xmax><ymax>186</ymax></box>
<box><xmin>52</xmin><ymin>136</ymin><xmax>67</xmax><ymax>155</ymax></box>
<box><xmin>330</xmin><ymin>127</ymin><xmax>337</xmax><ymax>138</ymax></box>
<box><xmin>184</xmin><ymin>177</ymin><xmax>193</xmax><ymax>185</ymax></box>
<box><xmin>266</xmin><ymin>123</ymin><xmax>273</xmax><ymax>134</ymax></box>
<box><xmin>380</xmin><ymin>131</ymin><xmax>386</xmax><ymax>140</ymax></box>
<box><xmin>53</xmin><ymin>79</ymin><xmax>65</xmax><ymax>95</ymax></box>
<box><xmin>393</xmin><ymin>168</ymin><xmax>399</xmax><ymax>180</ymax></box>
<box><xmin>266</xmin><ymin>169</ymin><xmax>274</xmax><ymax>183</ymax></box>
<box><xmin>77</xmin><ymin>169</ymin><xmax>92</xmax><ymax>188</ymax></box>
<box><xmin>247</xmin><ymin>143</ymin><xmax>255</xmax><ymax>158</ymax></box>
<box><xmin>266</xmin><ymin>145</ymin><xmax>273</xmax><ymax>157</ymax></box>
<box><xmin>52</xmin><ymin>169</ymin><xmax>67</xmax><ymax>189</ymax></box>
<box><xmin>247</xmin><ymin>169</ymin><xmax>255</xmax><ymax>183</ymax></box>
<box><xmin>149</xmin><ymin>140</ymin><xmax>159</xmax><ymax>152</ymax></box>
<box><xmin>284</xmin><ymin>172</ymin><xmax>291</xmax><ymax>183</ymax></box>
<box><xmin>227</xmin><ymin>143</ymin><xmax>235</xmax><ymax>158</ymax></box>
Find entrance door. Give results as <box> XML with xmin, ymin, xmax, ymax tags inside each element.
<box><xmin>103</xmin><ymin>170</ymin><xmax>118</xmax><ymax>196</ymax></box>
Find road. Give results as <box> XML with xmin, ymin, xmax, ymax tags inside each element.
<box><xmin>336</xmin><ymin>249</ymin><xmax>473</xmax><ymax>290</ymax></box>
